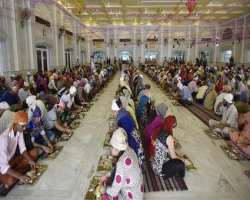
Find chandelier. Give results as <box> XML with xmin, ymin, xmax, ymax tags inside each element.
<box><xmin>186</xmin><ymin>0</ymin><xmax>197</xmax><ymax>14</ymax></box>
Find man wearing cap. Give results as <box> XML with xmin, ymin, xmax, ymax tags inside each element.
<box><xmin>0</xmin><ymin>112</ymin><xmax>37</xmax><ymax>194</ymax></box>
<box><xmin>60</xmin><ymin>86</ymin><xmax>77</xmax><ymax>110</ymax></box>
<box><xmin>209</xmin><ymin>93</ymin><xmax>238</xmax><ymax>138</ymax></box>
<box><xmin>44</xmin><ymin>102</ymin><xmax>72</xmax><ymax>140</ymax></box>
<box><xmin>176</xmin><ymin>80</ymin><xmax>193</xmax><ymax>105</ymax></box>
<box><xmin>18</xmin><ymin>82</ymin><xmax>31</xmax><ymax>107</ymax></box>
<box><xmin>27</xmin><ymin>107</ymin><xmax>55</xmax><ymax>156</ymax></box>
<box><xmin>26</xmin><ymin>95</ymin><xmax>47</xmax><ymax>122</ymax></box>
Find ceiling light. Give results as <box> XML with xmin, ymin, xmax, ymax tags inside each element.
<box><xmin>141</xmin><ymin>0</ymin><xmax>185</xmax><ymax>3</ymax></box>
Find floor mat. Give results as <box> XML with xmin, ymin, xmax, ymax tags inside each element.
<box><xmin>229</xmin><ymin>141</ymin><xmax>250</xmax><ymax>160</ymax></box>
<box><xmin>204</xmin><ymin>129</ymin><xmax>223</xmax><ymax>140</ymax></box>
<box><xmin>143</xmin><ymin>162</ymin><xmax>188</xmax><ymax>192</ymax></box>
<box><xmin>23</xmin><ymin>164</ymin><xmax>48</xmax><ymax>185</ymax></box>
<box><xmin>220</xmin><ymin>144</ymin><xmax>246</xmax><ymax>161</ymax></box>
<box><xmin>46</xmin><ymin>146</ymin><xmax>64</xmax><ymax>160</ymax></box>
<box><xmin>244</xmin><ymin>170</ymin><xmax>250</xmax><ymax>178</ymax></box>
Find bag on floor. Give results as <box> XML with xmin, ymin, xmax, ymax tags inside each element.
<box><xmin>162</xmin><ymin>158</ymin><xmax>185</xmax><ymax>178</ymax></box>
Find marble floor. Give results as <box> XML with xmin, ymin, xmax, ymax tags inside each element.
<box><xmin>3</xmin><ymin>72</ymin><xmax>250</xmax><ymax>200</ymax></box>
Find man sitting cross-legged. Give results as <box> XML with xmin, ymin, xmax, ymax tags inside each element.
<box><xmin>0</xmin><ymin>112</ymin><xmax>37</xmax><ymax>195</ymax></box>
<box><xmin>209</xmin><ymin>93</ymin><xmax>238</xmax><ymax>138</ymax></box>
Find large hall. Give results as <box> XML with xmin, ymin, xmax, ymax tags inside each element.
<box><xmin>0</xmin><ymin>0</ymin><xmax>250</xmax><ymax>200</ymax></box>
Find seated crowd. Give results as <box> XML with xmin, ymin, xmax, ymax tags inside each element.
<box><xmin>100</xmin><ymin>65</ymin><xmax>191</xmax><ymax>200</ymax></box>
<box><xmin>141</xmin><ymin>58</ymin><xmax>250</xmax><ymax>158</ymax></box>
<box><xmin>0</xmin><ymin>63</ymin><xmax>116</xmax><ymax>195</ymax></box>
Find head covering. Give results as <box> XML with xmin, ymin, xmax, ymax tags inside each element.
<box><xmin>119</xmin><ymin>96</ymin><xmax>128</xmax><ymax>109</ymax></box>
<box><xmin>224</xmin><ymin>93</ymin><xmax>234</xmax><ymax>104</ymax></box>
<box><xmin>247</xmin><ymin>80</ymin><xmax>250</xmax><ymax>86</ymax></box>
<box><xmin>13</xmin><ymin>111</ymin><xmax>28</xmax><ymax>125</ymax></box>
<box><xmin>177</xmin><ymin>81</ymin><xmax>183</xmax><ymax>91</ymax></box>
<box><xmin>32</xmin><ymin>106</ymin><xmax>41</xmax><ymax>118</ymax></box>
<box><xmin>240</xmin><ymin>91</ymin><xmax>249</xmax><ymax>103</ymax></box>
<box><xmin>69</xmin><ymin>86</ymin><xmax>77</xmax><ymax>95</ymax></box>
<box><xmin>27</xmin><ymin>72</ymin><xmax>31</xmax><ymax>76</ymax></box>
<box><xmin>156</xmin><ymin>103</ymin><xmax>168</xmax><ymax>119</ymax></box>
<box><xmin>111</xmin><ymin>99</ymin><xmax>120</xmax><ymax>111</ymax></box>
<box><xmin>0</xmin><ymin>102</ymin><xmax>10</xmax><ymax>110</ymax></box>
<box><xmin>110</xmin><ymin>128</ymin><xmax>128</xmax><ymax>151</ymax></box>
<box><xmin>163</xmin><ymin>115</ymin><xmax>177</xmax><ymax>135</ymax></box>
<box><xmin>26</xmin><ymin>95</ymin><xmax>36</xmax><ymax>108</ymax></box>
<box><xmin>24</xmin><ymin>82</ymin><xmax>29</xmax><ymax>87</ymax></box>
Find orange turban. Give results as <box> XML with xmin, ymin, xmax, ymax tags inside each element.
<box><xmin>13</xmin><ymin>111</ymin><xmax>28</xmax><ymax>124</ymax></box>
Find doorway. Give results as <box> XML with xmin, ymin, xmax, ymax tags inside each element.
<box><xmin>36</xmin><ymin>46</ymin><xmax>49</xmax><ymax>72</ymax></box>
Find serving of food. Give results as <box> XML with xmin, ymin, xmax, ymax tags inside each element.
<box><xmin>22</xmin><ymin>164</ymin><xmax>48</xmax><ymax>185</ymax></box>
<box><xmin>47</xmin><ymin>146</ymin><xmax>64</xmax><ymax>160</ymax></box>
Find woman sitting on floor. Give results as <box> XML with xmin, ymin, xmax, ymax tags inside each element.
<box><xmin>136</xmin><ymin>84</ymin><xmax>152</xmax><ymax>127</ymax></box>
<box><xmin>111</xmin><ymin>98</ymin><xmax>145</xmax><ymax>165</ymax></box>
<box><xmin>100</xmin><ymin>128</ymin><xmax>143</xmax><ymax>200</ymax></box>
<box><xmin>149</xmin><ymin>115</ymin><xmax>191</xmax><ymax>177</ymax></box>
<box><xmin>144</xmin><ymin>103</ymin><xmax>168</xmax><ymax>151</ymax></box>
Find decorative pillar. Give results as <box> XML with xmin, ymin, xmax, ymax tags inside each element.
<box><xmin>187</xmin><ymin>26</ymin><xmax>191</xmax><ymax>62</ymax></box>
<box><xmin>140</xmin><ymin>26</ymin><xmax>144</xmax><ymax>63</ymax></box>
<box><xmin>213</xmin><ymin>25</ymin><xmax>219</xmax><ymax>64</ymax></box>
<box><xmin>53</xmin><ymin>4</ymin><xmax>59</xmax><ymax>67</ymax></box>
<box><xmin>106</xmin><ymin>29</ymin><xmax>110</xmax><ymax>58</ymax></box>
<box><xmin>78</xmin><ymin>24</ymin><xmax>81</xmax><ymax>63</ymax></box>
<box><xmin>241</xmin><ymin>16</ymin><xmax>246</xmax><ymax>64</ymax></box>
<box><xmin>133</xmin><ymin>28</ymin><xmax>136</xmax><ymax>62</ymax></box>
<box><xmin>73</xmin><ymin>21</ymin><xmax>78</xmax><ymax>64</ymax></box>
<box><xmin>60</xmin><ymin>11</ymin><xmax>65</xmax><ymax>66</ymax></box>
<box><xmin>86</xmin><ymin>35</ymin><xmax>91</xmax><ymax>63</ymax></box>
<box><xmin>233</xmin><ymin>21</ymin><xmax>237</xmax><ymax>60</ymax></box>
<box><xmin>114</xmin><ymin>28</ymin><xmax>117</xmax><ymax>58</ymax></box>
<box><xmin>10</xmin><ymin>0</ymin><xmax>19</xmax><ymax>71</ymax></box>
<box><xmin>195</xmin><ymin>25</ymin><xmax>199</xmax><ymax>59</ymax></box>
<box><xmin>167</xmin><ymin>26</ymin><xmax>172</xmax><ymax>58</ymax></box>
<box><xmin>160</xmin><ymin>26</ymin><xmax>164</xmax><ymax>64</ymax></box>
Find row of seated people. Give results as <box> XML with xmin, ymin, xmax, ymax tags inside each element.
<box><xmin>97</xmin><ymin>65</ymin><xmax>191</xmax><ymax>200</ymax></box>
<box><xmin>0</xmin><ymin>64</ymin><xmax>116</xmax><ymax>196</ymax></box>
<box><xmin>141</xmin><ymin>62</ymin><xmax>250</xmax><ymax>158</ymax></box>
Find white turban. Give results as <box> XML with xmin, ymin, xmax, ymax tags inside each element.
<box><xmin>26</xmin><ymin>95</ymin><xmax>36</xmax><ymax>109</ymax></box>
<box><xmin>111</xmin><ymin>99</ymin><xmax>120</xmax><ymax>111</ymax></box>
<box><xmin>0</xmin><ymin>102</ymin><xmax>10</xmax><ymax>110</ymax></box>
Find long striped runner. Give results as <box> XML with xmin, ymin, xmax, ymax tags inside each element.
<box><xmin>182</xmin><ymin>103</ymin><xmax>211</xmax><ymax>127</ymax></box>
<box><xmin>143</xmin><ymin>162</ymin><xmax>188</xmax><ymax>192</ymax></box>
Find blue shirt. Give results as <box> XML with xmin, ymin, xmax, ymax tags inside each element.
<box><xmin>181</xmin><ymin>86</ymin><xmax>193</xmax><ymax>102</ymax></box>
<box><xmin>117</xmin><ymin>109</ymin><xmax>140</xmax><ymax>155</ymax></box>
<box><xmin>0</xmin><ymin>90</ymin><xmax>20</xmax><ymax>105</ymax></box>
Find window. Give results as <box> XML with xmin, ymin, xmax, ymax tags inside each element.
<box><xmin>222</xmin><ymin>50</ymin><xmax>232</xmax><ymax>63</ymax></box>
<box><xmin>172</xmin><ymin>50</ymin><xmax>185</xmax><ymax>60</ymax></box>
<box><xmin>36</xmin><ymin>46</ymin><xmax>49</xmax><ymax>72</ymax></box>
<box><xmin>144</xmin><ymin>51</ymin><xmax>159</xmax><ymax>60</ymax></box>
<box><xmin>246</xmin><ymin>49</ymin><xmax>250</xmax><ymax>63</ymax></box>
<box><xmin>119</xmin><ymin>51</ymin><xmax>131</xmax><ymax>61</ymax></box>
<box><xmin>92</xmin><ymin>51</ymin><xmax>105</xmax><ymax>63</ymax></box>
<box><xmin>65</xmin><ymin>49</ymin><xmax>72</xmax><ymax>68</ymax></box>
<box><xmin>0</xmin><ymin>40</ymin><xmax>6</xmax><ymax>75</ymax></box>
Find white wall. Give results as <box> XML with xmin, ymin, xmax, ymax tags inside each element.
<box><xmin>0</xmin><ymin>0</ymin><xmax>249</xmax><ymax>76</ymax></box>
